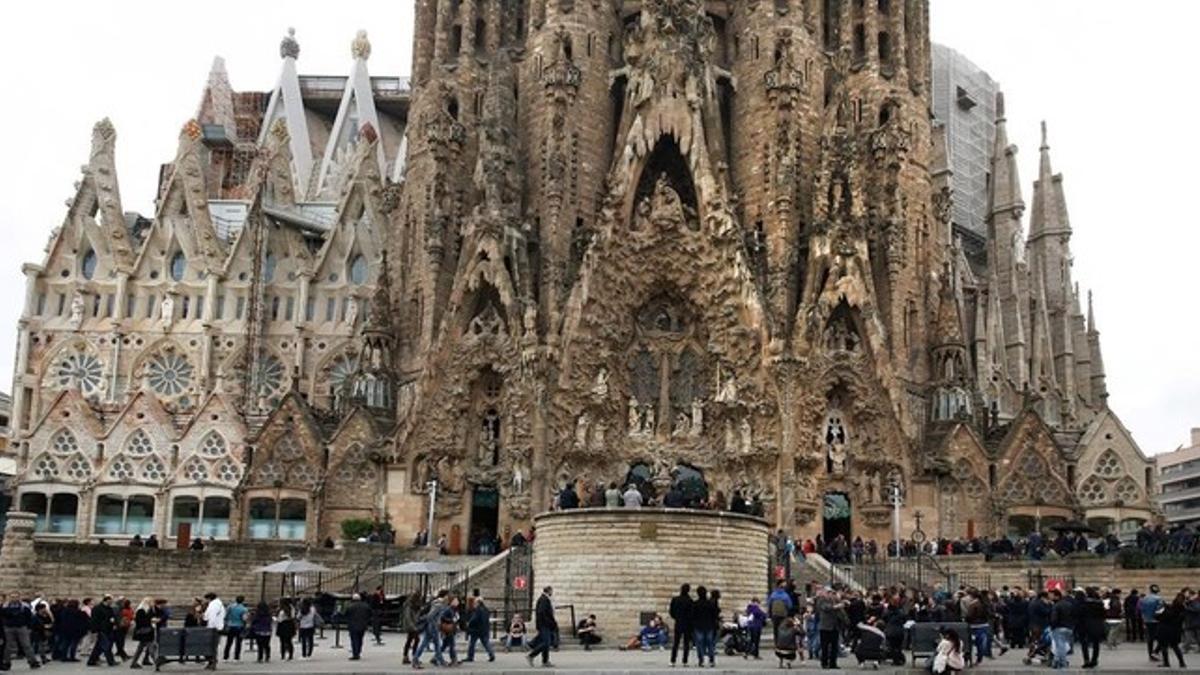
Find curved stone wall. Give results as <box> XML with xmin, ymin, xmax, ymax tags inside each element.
<box><xmin>532</xmin><ymin>508</ymin><xmax>770</xmax><ymax>636</ymax></box>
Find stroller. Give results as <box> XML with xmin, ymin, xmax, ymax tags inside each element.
<box><xmin>1022</xmin><ymin>627</ymin><xmax>1053</xmax><ymax>666</ymax></box>
<box><xmin>721</xmin><ymin>621</ymin><xmax>752</xmax><ymax>657</ymax></box>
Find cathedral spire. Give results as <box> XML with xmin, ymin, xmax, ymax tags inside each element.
<box><xmin>1087</xmin><ymin>290</ymin><xmax>1108</xmax><ymax>402</ymax></box>
<box><xmin>258</xmin><ymin>27</ymin><xmax>314</xmax><ymax>198</ymax></box>
<box><xmin>987</xmin><ymin>93</ymin><xmax>1025</xmax><ymax>228</ymax></box>
<box><xmin>1029</xmin><ymin>121</ymin><xmax>1072</xmax><ymax>242</ymax></box>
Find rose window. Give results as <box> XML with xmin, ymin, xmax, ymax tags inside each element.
<box><xmin>254</xmin><ymin>355</ymin><xmax>286</xmax><ymax>400</ymax></box>
<box><xmin>125</xmin><ymin>429</ymin><xmax>153</xmax><ymax>457</ymax></box>
<box><xmin>108</xmin><ymin>456</ymin><xmax>135</xmax><ymax>481</ymax></box>
<box><xmin>51</xmin><ymin>430</ymin><xmax>80</xmax><ymax>455</ymax></box>
<box><xmin>216</xmin><ymin>460</ymin><xmax>241</xmax><ymax>484</ymax></box>
<box><xmin>33</xmin><ymin>456</ymin><xmax>59</xmax><ymax>480</ymax></box>
<box><xmin>1094</xmin><ymin>450</ymin><xmax>1123</xmax><ymax>478</ymax></box>
<box><xmin>146</xmin><ymin>352</ymin><xmax>194</xmax><ymax>397</ymax></box>
<box><xmin>55</xmin><ymin>351</ymin><xmax>104</xmax><ymax>395</ymax></box>
<box><xmin>328</xmin><ymin>355</ymin><xmax>358</xmax><ymax>396</ymax></box>
<box><xmin>183</xmin><ymin>459</ymin><xmax>209</xmax><ymax>483</ymax></box>
<box><xmin>1114</xmin><ymin>477</ymin><xmax>1141</xmax><ymax>503</ymax></box>
<box><xmin>65</xmin><ymin>455</ymin><xmax>93</xmax><ymax>481</ymax></box>
<box><xmin>1079</xmin><ymin>477</ymin><xmax>1107</xmax><ymax>505</ymax></box>
<box><xmin>141</xmin><ymin>458</ymin><xmax>166</xmax><ymax>482</ymax></box>
<box><xmin>200</xmin><ymin>433</ymin><xmax>227</xmax><ymax>458</ymax></box>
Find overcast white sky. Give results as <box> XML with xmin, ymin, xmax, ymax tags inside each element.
<box><xmin>0</xmin><ymin>1</ymin><xmax>1195</xmax><ymax>454</ymax></box>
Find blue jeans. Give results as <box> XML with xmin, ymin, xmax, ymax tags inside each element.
<box><xmin>969</xmin><ymin>623</ymin><xmax>992</xmax><ymax>662</ymax></box>
<box><xmin>641</xmin><ymin>632</ymin><xmax>668</xmax><ymax>649</ymax></box>
<box><xmin>693</xmin><ymin>629</ymin><xmax>716</xmax><ymax>664</ymax></box>
<box><xmin>467</xmin><ymin>632</ymin><xmax>494</xmax><ymax>660</ymax></box>
<box><xmin>439</xmin><ymin>632</ymin><xmax>458</xmax><ymax>662</ymax></box>
<box><xmin>413</xmin><ymin>629</ymin><xmax>444</xmax><ymax>666</ymax></box>
<box><xmin>1051</xmin><ymin>627</ymin><xmax>1073</xmax><ymax>669</ymax></box>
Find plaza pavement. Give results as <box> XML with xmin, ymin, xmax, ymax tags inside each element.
<box><xmin>26</xmin><ymin>635</ymin><xmax>1197</xmax><ymax>674</ymax></box>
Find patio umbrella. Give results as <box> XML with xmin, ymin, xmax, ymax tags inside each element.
<box><xmin>1050</xmin><ymin>520</ymin><xmax>1101</xmax><ymax>535</ymax></box>
<box><xmin>255</xmin><ymin>558</ymin><xmax>333</xmax><ymax>601</ymax></box>
<box><xmin>382</xmin><ymin>560</ymin><xmax>466</xmax><ymax>599</ymax></box>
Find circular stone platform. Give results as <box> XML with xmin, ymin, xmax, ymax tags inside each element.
<box><xmin>532</xmin><ymin>508</ymin><xmax>770</xmax><ymax>636</ymax></box>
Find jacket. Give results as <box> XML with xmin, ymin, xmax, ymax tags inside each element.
<box><xmin>344</xmin><ymin>600</ymin><xmax>373</xmax><ymax>633</ymax></box>
<box><xmin>90</xmin><ymin>603</ymin><xmax>116</xmax><ymax>635</ymax></box>
<box><xmin>669</xmin><ymin>593</ymin><xmax>694</xmax><ymax>629</ymax></box>
<box><xmin>1028</xmin><ymin>598</ymin><xmax>1052</xmax><ymax>630</ymax></box>
<box><xmin>744</xmin><ymin>603</ymin><xmax>767</xmax><ymax>630</ymax></box>
<box><xmin>815</xmin><ymin>596</ymin><xmax>844</xmax><ymax>632</ymax></box>
<box><xmin>467</xmin><ymin>601</ymin><xmax>491</xmax><ymax>636</ymax></box>
<box><xmin>0</xmin><ymin>602</ymin><xmax>32</xmax><ymax>629</ymax></box>
<box><xmin>401</xmin><ymin>598</ymin><xmax>422</xmax><ymax>633</ymax></box>
<box><xmin>1049</xmin><ymin>598</ymin><xmax>1075</xmax><ymax>630</ymax></box>
<box><xmin>692</xmin><ymin>597</ymin><xmax>720</xmax><ymax>633</ymax></box>
<box><xmin>1080</xmin><ymin>597</ymin><xmax>1107</xmax><ymax>639</ymax></box>
<box><xmin>767</xmin><ymin>589</ymin><xmax>794</xmax><ymax>618</ymax></box>
<box><xmin>535</xmin><ymin>594</ymin><xmax>557</xmax><ymax>633</ymax></box>
<box><xmin>1140</xmin><ymin>593</ymin><xmax>1164</xmax><ymax>623</ymax></box>
<box><xmin>1158</xmin><ymin>603</ymin><xmax>1185</xmax><ymax>643</ymax></box>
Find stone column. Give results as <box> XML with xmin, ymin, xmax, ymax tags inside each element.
<box><xmin>0</xmin><ymin>512</ymin><xmax>38</xmax><ymax>590</ymax></box>
<box><xmin>770</xmin><ymin>355</ymin><xmax>805</xmax><ymax>529</ymax></box>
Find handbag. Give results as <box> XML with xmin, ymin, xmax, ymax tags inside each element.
<box><xmin>439</xmin><ymin>618</ymin><xmax>456</xmax><ymax>635</ymax></box>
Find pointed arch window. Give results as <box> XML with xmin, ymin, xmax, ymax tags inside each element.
<box><xmin>170</xmin><ymin>251</ymin><xmax>187</xmax><ymax>282</ymax></box>
<box><xmin>263</xmin><ymin>253</ymin><xmax>278</xmax><ymax>283</ymax></box>
<box><xmin>81</xmin><ymin>249</ymin><xmax>98</xmax><ymax>280</ymax></box>
<box><xmin>349</xmin><ymin>254</ymin><xmax>368</xmax><ymax>285</ymax></box>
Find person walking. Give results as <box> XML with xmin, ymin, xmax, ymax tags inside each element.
<box><xmin>1049</xmin><ymin>589</ymin><xmax>1076</xmax><ymax>669</ymax></box>
<box><xmin>412</xmin><ymin>590</ymin><xmax>448</xmax><ymax>669</ymax></box>
<box><xmin>465</xmin><ymin>593</ymin><xmax>495</xmax><ymax>662</ymax></box>
<box><xmin>297</xmin><ymin>598</ymin><xmax>320</xmax><ymax>660</ymax></box>
<box><xmin>222</xmin><ymin>595</ymin><xmax>247</xmax><ymax>661</ymax></box>
<box><xmin>401</xmin><ymin>591</ymin><xmax>422</xmax><ymax>665</ymax></box>
<box><xmin>767</xmin><ymin>582</ymin><xmax>794</xmax><ymax>635</ymax></box>
<box><xmin>249</xmin><ymin>601</ymin><xmax>273</xmax><ymax>663</ymax></box>
<box><xmin>275</xmin><ymin>598</ymin><xmax>296</xmax><ymax>661</ymax></box>
<box><xmin>1183</xmin><ymin>588</ymin><xmax>1200</xmax><ymax>654</ymax></box>
<box><xmin>128</xmin><ymin>597</ymin><xmax>156</xmax><ymax>669</ymax></box>
<box><xmin>370</xmin><ymin>586</ymin><xmax>387</xmax><ymax>646</ymax></box>
<box><xmin>1157</xmin><ymin>592</ymin><xmax>1188</xmax><ymax>668</ymax></box>
<box><xmin>30</xmin><ymin>602</ymin><xmax>53</xmax><ymax>666</ymax></box>
<box><xmin>1143</xmin><ymin>584</ymin><xmax>1166</xmax><ymax>662</ymax></box>
<box><xmin>114</xmin><ymin>598</ymin><xmax>133</xmax><ymax>661</ymax></box>
<box><xmin>1079</xmin><ymin>587</ymin><xmax>1107</xmax><ymax>669</ymax></box>
<box><xmin>668</xmin><ymin>584</ymin><xmax>694</xmax><ymax>666</ymax></box>
<box><xmin>527</xmin><ymin>586</ymin><xmax>557</xmax><ymax>668</ymax></box>
<box><xmin>692</xmin><ymin>586</ymin><xmax>719</xmax><ymax>668</ymax></box>
<box><xmin>344</xmin><ymin>592</ymin><xmax>373</xmax><ymax>661</ymax></box>
<box><xmin>86</xmin><ymin>595</ymin><xmax>118</xmax><ymax>667</ymax></box>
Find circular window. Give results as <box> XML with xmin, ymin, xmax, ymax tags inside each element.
<box><xmin>81</xmin><ymin>250</ymin><xmax>98</xmax><ymax>280</ymax></box>
<box><xmin>349</xmin><ymin>255</ymin><xmax>368</xmax><ymax>285</ymax></box>
<box><xmin>55</xmin><ymin>352</ymin><xmax>104</xmax><ymax>395</ymax></box>
<box><xmin>146</xmin><ymin>352</ymin><xmax>194</xmax><ymax>397</ymax></box>
<box><xmin>169</xmin><ymin>251</ymin><xmax>187</xmax><ymax>281</ymax></box>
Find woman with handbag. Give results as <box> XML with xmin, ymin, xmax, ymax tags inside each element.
<box><xmin>436</xmin><ymin>596</ymin><xmax>461</xmax><ymax>666</ymax></box>
<box><xmin>128</xmin><ymin>597</ymin><xmax>156</xmax><ymax>669</ymax></box>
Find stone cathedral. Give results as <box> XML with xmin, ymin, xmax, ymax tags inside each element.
<box><xmin>6</xmin><ymin>1</ymin><xmax>1155</xmax><ymax>549</ymax></box>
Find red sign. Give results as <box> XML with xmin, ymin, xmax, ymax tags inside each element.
<box><xmin>513</xmin><ymin>575</ymin><xmax>528</xmax><ymax>590</ymax></box>
<box><xmin>775</xmin><ymin>565</ymin><xmax>787</xmax><ymax>580</ymax></box>
<box><xmin>1045</xmin><ymin>578</ymin><xmax>1066</xmax><ymax>593</ymax></box>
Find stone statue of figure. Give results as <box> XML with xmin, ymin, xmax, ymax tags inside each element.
<box><xmin>715</xmin><ymin>367</ymin><xmax>738</xmax><ymax>404</ymax></box>
<box><xmin>723</xmin><ymin>419</ymin><xmax>735</xmax><ymax>453</ymax></box>
<box><xmin>740</xmin><ymin>418</ymin><xmax>753</xmax><ymax>454</ymax></box>
<box><xmin>346</xmin><ymin>296</ymin><xmax>360</xmax><ymax>325</ymax></box>
<box><xmin>512</xmin><ymin>462</ymin><xmax>526</xmax><ymax>493</ymax></box>
<box><xmin>480</xmin><ymin>411</ymin><xmax>500</xmax><ymax>464</ymax></box>
<box><xmin>591</xmin><ymin>368</ymin><xmax>609</xmax><ymax>399</ymax></box>
<box><xmin>672</xmin><ymin>412</ymin><xmax>690</xmax><ymax>437</ymax></box>
<box><xmin>869</xmin><ymin>470</ymin><xmax>883</xmax><ymax>504</ymax></box>
<box><xmin>828</xmin><ymin>443</ymin><xmax>847</xmax><ymax>475</ymax></box>
<box><xmin>689</xmin><ymin>398</ymin><xmax>703</xmax><ymax>437</ymax></box>
<box><xmin>69</xmin><ymin>291</ymin><xmax>85</xmax><ymax>328</ymax></box>
<box><xmin>574</xmin><ymin>412</ymin><xmax>590</xmax><ymax>449</ymax></box>
<box><xmin>160</xmin><ymin>294</ymin><xmax>174</xmax><ymax>327</ymax></box>
<box><xmin>639</xmin><ymin>404</ymin><xmax>655</xmax><ymax>435</ymax></box>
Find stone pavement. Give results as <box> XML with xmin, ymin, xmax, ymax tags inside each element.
<box><xmin>22</xmin><ymin>637</ymin><xmax>1196</xmax><ymax>674</ymax></box>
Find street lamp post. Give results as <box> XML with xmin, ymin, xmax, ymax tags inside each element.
<box><xmin>426</xmin><ymin>478</ymin><xmax>438</xmax><ymax>549</ymax></box>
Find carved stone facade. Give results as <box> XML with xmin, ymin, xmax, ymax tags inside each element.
<box><xmin>7</xmin><ymin>3</ymin><xmax>1153</xmax><ymax>547</ymax></box>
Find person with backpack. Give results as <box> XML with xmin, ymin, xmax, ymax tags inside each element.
<box><xmin>768</xmin><ymin>582</ymin><xmax>794</xmax><ymax>634</ymax></box>
<box><xmin>668</xmin><ymin>584</ymin><xmax>693</xmax><ymax>667</ymax></box>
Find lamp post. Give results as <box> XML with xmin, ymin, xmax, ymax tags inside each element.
<box><xmin>891</xmin><ymin>483</ymin><xmax>903</xmax><ymax>556</ymax></box>
<box><xmin>426</xmin><ymin>478</ymin><xmax>438</xmax><ymax>549</ymax></box>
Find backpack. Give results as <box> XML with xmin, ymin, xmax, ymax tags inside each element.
<box><xmin>770</xmin><ymin>598</ymin><xmax>788</xmax><ymax>619</ymax></box>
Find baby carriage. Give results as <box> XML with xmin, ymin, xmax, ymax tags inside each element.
<box><xmin>720</xmin><ymin>621</ymin><xmax>752</xmax><ymax>657</ymax></box>
<box><xmin>1022</xmin><ymin>627</ymin><xmax>1053</xmax><ymax>666</ymax></box>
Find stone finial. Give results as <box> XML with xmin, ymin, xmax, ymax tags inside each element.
<box><xmin>182</xmin><ymin>119</ymin><xmax>203</xmax><ymax>141</ymax></box>
<box><xmin>1040</xmin><ymin>120</ymin><xmax>1049</xmax><ymax>150</ymax></box>
<box><xmin>280</xmin><ymin>27</ymin><xmax>300</xmax><ymax>60</ymax></box>
<box><xmin>351</xmin><ymin>30</ymin><xmax>371</xmax><ymax>61</ymax></box>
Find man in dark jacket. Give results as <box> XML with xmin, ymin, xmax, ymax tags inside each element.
<box><xmin>527</xmin><ymin>587</ymin><xmax>557</xmax><ymax>667</ymax></box>
<box><xmin>86</xmin><ymin>595</ymin><xmax>117</xmax><ymax>667</ymax></box>
<box><xmin>464</xmin><ymin>593</ymin><xmax>494</xmax><ymax>663</ymax></box>
<box><xmin>1124</xmin><ymin>589</ymin><xmax>1143</xmax><ymax>643</ymax></box>
<box><xmin>1048</xmin><ymin>589</ymin><xmax>1076</xmax><ymax>669</ymax></box>
<box><xmin>344</xmin><ymin>592</ymin><xmax>373</xmax><ymax>661</ymax></box>
<box><xmin>668</xmin><ymin>584</ymin><xmax>693</xmax><ymax>666</ymax></box>
<box><xmin>1</xmin><ymin>594</ymin><xmax>41</xmax><ymax>669</ymax></box>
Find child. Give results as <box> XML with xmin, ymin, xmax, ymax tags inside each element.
<box><xmin>803</xmin><ymin>605</ymin><xmax>820</xmax><ymax>661</ymax></box>
<box><xmin>503</xmin><ymin>613</ymin><xmax>526</xmax><ymax>652</ymax></box>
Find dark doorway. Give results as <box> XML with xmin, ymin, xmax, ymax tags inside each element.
<box><xmin>822</xmin><ymin>491</ymin><xmax>852</xmax><ymax>547</ymax></box>
<box><xmin>469</xmin><ymin>485</ymin><xmax>500</xmax><ymax>555</ymax></box>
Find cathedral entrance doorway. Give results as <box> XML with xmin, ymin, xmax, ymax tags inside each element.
<box><xmin>823</xmin><ymin>491</ymin><xmax>852</xmax><ymax>544</ymax></box>
<box><xmin>469</xmin><ymin>485</ymin><xmax>499</xmax><ymax>555</ymax></box>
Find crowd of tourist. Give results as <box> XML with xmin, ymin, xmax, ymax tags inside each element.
<box><xmin>552</xmin><ymin>479</ymin><xmax>768</xmax><ymax>517</ymax></box>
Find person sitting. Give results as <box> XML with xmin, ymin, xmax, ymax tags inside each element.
<box><xmin>620</xmin><ymin>614</ymin><xmax>668</xmax><ymax>651</ymax></box>
<box><xmin>774</xmin><ymin>616</ymin><xmax>803</xmax><ymax>668</ymax></box>
<box><xmin>853</xmin><ymin>615</ymin><xmax>887</xmax><ymax>668</ymax></box>
<box><xmin>503</xmin><ymin>613</ymin><xmax>526</xmax><ymax>652</ymax></box>
<box><xmin>577</xmin><ymin>615</ymin><xmax>601</xmax><ymax>650</ymax></box>
<box><xmin>622</xmin><ymin>484</ymin><xmax>643</xmax><ymax>508</ymax></box>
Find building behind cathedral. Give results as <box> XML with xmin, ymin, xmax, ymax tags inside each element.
<box><xmin>3</xmin><ymin>1</ymin><xmax>1154</xmax><ymax>550</ymax></box>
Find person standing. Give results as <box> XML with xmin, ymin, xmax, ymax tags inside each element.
<box><xmin>815</xmin><ymin>588</ymin><xmax>845</xmax><ymax>669</ymax></box>
<box><xmin>622</xmin><ymin>484</ymin><xmax>643</xmax><ymax>508</ymax></box>
<box><xmin>370</xmin><ymin>586</ymin><xmax>387</xmax><ymax>645</ymax></box>
<box><xmin>692</xmin><ymin>586</ymin><xmax>719</xmax><ymax>668</ymax></box>
<box><xmin>401</xmin><ymin>591</ymin><xmax>423</xmax><ymax>665</ymax></box>
<box><xmin>297</xmin><ymin>598</ymin><xmax>320</xmax><ymax>660</ymax></box>
<box><xmin>223</xmin><ymin>595</ymin><xmax>247</xmax><ymax>661</ymax></box>
<box><xmin>344</xmin><ymin>592</ymin><xmax>373</xmax><ymax>661</ymax></box>
<box><xmin>668</xmin><ymin>584</ymin><xmax>694</xmax><ymax>666</ymax></box>
<box><xmin>604</xmin><ymin>483</ymin><xmax>621</xmax><ymax>508</ymax></box>
<box><xmin>1158</xmin><ymin>592</ymin><xmax>1188</xmax><ymax>668</ymax></box>
<box><xmin>275</xmin><ymin>598</ymin><xmax>297</xmax><ymax>661</ymax></box>
<box><xmin>1143</xmin><ymin>585</ymin><xmax>1165</xmax><ymax>662</ymax></box>
<box><xmin>1126</xmin><ymin>589</ymin><xmax>1144</xmax><ymax>643</ymax></box>
<box><xmin>86</xmin><ymin>595</ymin><xmax>118</xmax><ymax>667</ymax></box>
<box><xmin>1079</xmin><ymin>587</ymin><xmax>1107</xmax><ymax>669</ymax></box>
<box><xmin>527</xmin><ymin>587</ymin><xmax>557</xmax><ymax>668</ymax></box>
<box><xmin>465</xmin><ymin>593</ymin><xmax>495</xmax><ymax>662</ymax></box>
<box><xmin>1184</xmin><ymin>588</ymin><xmax>1200</xmax><ymax>655</ymax></box>
<box><xmin>1049</xmin><ymin>589</ymin><xmax>1076</xmax><ymax>669</ymax></box>
<box><xmin>202</xmin><ymin>593</ymin><xmax>225</xmax><ymax>634</ymax></box>
<box><xmin>767</xmin><ymin>581</ymin><xmax>794</xmax><ymax>635</ymax></box>
<box><xmin>1</xmin><ymin>593</ymin><xmax>42</xmax><ymax>670</ymax></box>
<box><xmin>744</xmin><ymin>597</ymin><xmax>767</xmax><ymax>660</ymax></box>
<box><xmin>128</xmin><ymin>597</ymin><xmax>156</xmax><ymax>669</ymax></box>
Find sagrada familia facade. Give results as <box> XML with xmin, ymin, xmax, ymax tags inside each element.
<box><xmin>6</xmin><ymin>0</ymin><xmax>1154</xmax><ymax>548</ymax></box>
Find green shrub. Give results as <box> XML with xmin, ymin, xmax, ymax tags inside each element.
<box><xmin>341</xmin><ymin>518</ymin><xmax>375</xmax><ymax>541</ymax></box>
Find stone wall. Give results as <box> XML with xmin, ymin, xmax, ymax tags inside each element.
<box><xmin>0</xmin><ymin>511</ymin><xmax>417</xmax><ymax>605</ymax></box>
<box><xmin>532</xmin><ymin>508</ymin><xmax>770</xmax><ymax>635</ymax></box>
<box><xmin>932</xmin><ymin>555</ymin><xmax>1198</xmax><ymax>597</ymax></box>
